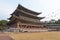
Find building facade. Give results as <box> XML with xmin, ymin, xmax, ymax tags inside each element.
<box><xmin>7</xmin><ymin>4</ymin><xmax>46</xmax><ymax>32</ymax></box>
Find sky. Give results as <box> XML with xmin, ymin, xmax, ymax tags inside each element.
<box><xmin>0</xmin><ymin>0</ymin><xmax>60</xmax><ymax>21</ymax></box>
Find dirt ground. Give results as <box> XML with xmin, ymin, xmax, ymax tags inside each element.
<box><xmin>0</xmin><ymin>32</ymin><xmax>13</xmax><ymax>40</ymax></box>
<box><xmin>4</xmin><ymin>32</ymin><xmax>60</xmax><ymax>40</ymax></box>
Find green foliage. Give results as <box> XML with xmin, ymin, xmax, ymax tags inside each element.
<box><xmin>45</xmin><ymin>19</ymin><xmax>60</xmax><ymax>24</ymax></box>
<box><xmin>0</xmin><ymin>20</ymin><xmax>8</xmax><ymax>30</ymax></box>
<box><xmin>55</xmin><ymin>19</ymin><xmax>60</xmax><ymax>24</ymax></box>
<box><xmin>0</xmin><ymin>20</ymin><xmax>8</xmax><ymax>26</ymax></box>
<box><xmin>44</xmin><ymin>19</ymin><xmax>60</xmax><ymax>27</ymax></box>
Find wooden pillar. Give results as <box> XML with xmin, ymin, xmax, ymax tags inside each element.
<box><xmin>17</xmin><ymin>22</ymin><xmax>20</xmax><ymax>28</ymax></box>
<box><xmin>16</xmin><ymin>22</ymin><xmax>20</xmax><ymax>32</ymax></box>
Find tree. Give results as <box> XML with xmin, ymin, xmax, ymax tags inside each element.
<box><xmin>0</xmin><ymin>20</ymin><xmax>8</xmax><ymax>31</ymax></box>
<box><xmin>55</xmin><ymin>19</ymin><xmax>60</xmax><ymax>24</ymax></box>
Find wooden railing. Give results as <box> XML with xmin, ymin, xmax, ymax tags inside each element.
<box><xmin>13</xmin><ymin>15</ymin><xmax>41</xmax><ymax>24</ymax></box>
<box><xmin>20</xmin><ymin>15</ymin><xmax>40</xmax><ymax>22</ymax></box>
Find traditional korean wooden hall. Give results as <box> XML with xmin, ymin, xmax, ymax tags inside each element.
<box><xmin>7</xmin><ymin>4</ymin><xmax>46</xmax><ymax>32</ymax></box>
